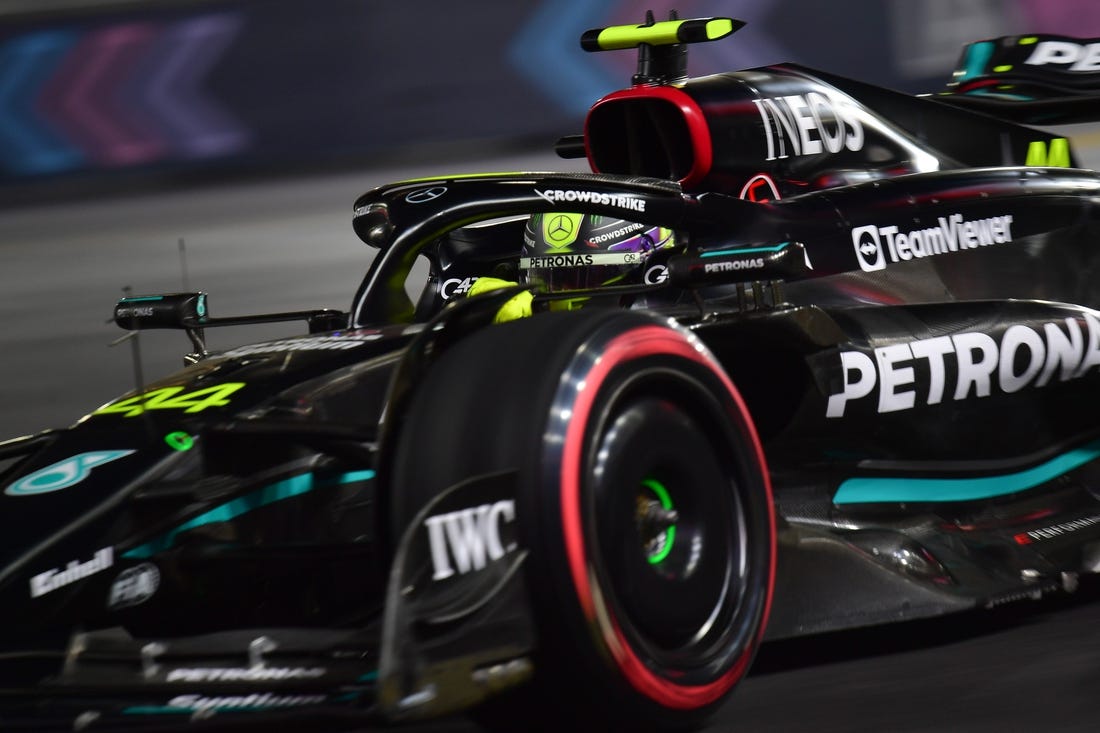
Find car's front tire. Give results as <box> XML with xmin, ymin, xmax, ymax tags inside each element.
<box><xmin>391</xmin><ymin>309</ymin><xmax>775</xmax><ymax>731</ymax></box>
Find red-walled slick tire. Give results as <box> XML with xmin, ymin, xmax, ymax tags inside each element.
<box><xmin>390</xmin><ymin>309</ymin><xmax>775</xmax><ymax>731</ymax></box>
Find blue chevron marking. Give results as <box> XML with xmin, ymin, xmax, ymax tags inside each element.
<box><xmin>0</xmin><ymin>31</ymin><xmax>83</xmax><ymax>175</ymax></box>
<box><xmin>508</xmin><ymin>0</ymin><xmax>619</xmax><ymax>119</ymax></box>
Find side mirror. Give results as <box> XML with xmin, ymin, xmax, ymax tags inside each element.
<box><xmin>114</xmin><ymin>292</ymin><xmax>209</xmax><ymax>364</ymax></box>
<box><xmin>112</xmin><ymin>292</ymin><xmax>349</xmax><ymax>364</ymax></box>
<box><xmin>114</xmin><ymin>293</ymin><xmax>208</xmax><ymax>330</ymax></box>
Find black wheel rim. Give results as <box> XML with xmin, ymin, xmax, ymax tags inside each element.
<box><xmin>589</xmin><ymin>387</ymin><xmax>749</xmax><ymax>676</ymax></box>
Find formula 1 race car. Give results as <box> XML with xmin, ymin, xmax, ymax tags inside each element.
<box><xmin>3</xmin><ymin>13</ymin><xmax>1100</xmax><ymax>733</ymax></box>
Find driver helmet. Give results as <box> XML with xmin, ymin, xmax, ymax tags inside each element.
<box><xmin>520</xmin><ymin>213</ymin><xmax>674</xmax><ymax>307</ymax></box>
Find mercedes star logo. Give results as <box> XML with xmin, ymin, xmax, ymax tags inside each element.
<box><xmin>547</xmin><ymin>214</ymin><xmax>574</xmax><ymax>243</ymax></box>
<box><xmin>405</xmin><ymin>186</ymin><xmax>447</xmax><ymax>204</ymax></box>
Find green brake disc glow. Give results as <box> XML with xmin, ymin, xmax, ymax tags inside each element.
<box><xmin>642</xmin><ymin>478</ymin><xmax>676</xmax><ymax>564</ymax></box>
<box><xmin>164</xmin><ymin>432</ymin><xmax>194</xmax><ymax>452</ymax></box>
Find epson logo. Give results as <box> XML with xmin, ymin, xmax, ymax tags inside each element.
<box><xmin>826</xmin><ymin>312</ymin><xmax>1100</xmax><ymax>417</ymax></box>
<box><xmin>534</xmin><ymin>189</ymin><xmax>646</xmax><ymax>212</ymax></box>
<box><xmin>851</xmin><ymin>214</ymin><xmax>1015</xmax><ymax>272</ymax></box>
<box><xmin>221</xmin><ymin>335</ymin><xmax>381</xmax><ymax>358</ymax></box>
<box><xmin>753</xmin><ymin>93</ymin><xmax>864</xmax><ymax>161</ymax></box>
<box><xmin>1025</xmin><ymin>41</ymin><xmax>1100</xmax><ymax>72</ymax></box>
<box><xmin>704</xmin><ymin>258</ymin><xmax>765</xmax><ymax>274</ymax></box>
<box><xmin>424</xmin><ymin>500</ymin><xmax>517</xmax><ymax>581</ymax></box>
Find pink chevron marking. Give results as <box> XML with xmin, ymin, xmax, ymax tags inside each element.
<box><xmin>1018</xmin><ymin>0</ymin><xmax>1100</xmax><ymax>36</ymax></box>
<box><xmin>40</xmin><ymin>23</ymin><xmax>166</xmax><ymax>166</ymax></box>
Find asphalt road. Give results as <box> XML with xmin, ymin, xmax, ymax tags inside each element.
<box><xmin>3</xmin><ymin>131</ymin><xmax>1100</xmax><ymax>732</ymax></box>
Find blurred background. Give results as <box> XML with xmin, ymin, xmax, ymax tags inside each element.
<box><xmin>4</xmin><ymin>0</ymin><xmax>1100</xmax><ymax>437</ymax></box>
<box><xmin>1</xmin><ymin>0</ymin><xmax>1099</xmax><ymax>426</ymax></box>
<box><xmin>1</xmin><ymin>0</ymin><xmax>1099</xmax><ymax>199</ymax></box>
<box><xmin>3</xmin><ymin>5</ymin><xmax>1100</xmax><ymax>731</ymax></box>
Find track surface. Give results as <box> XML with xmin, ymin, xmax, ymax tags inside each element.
<box><xmin>3</xmin><ymin>135</ymin><xmax>1100</xmax><ymax>732</ymax></box>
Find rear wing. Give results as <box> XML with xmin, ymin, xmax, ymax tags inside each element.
<box><xmin>933</xmin><ymin>35</ymin><xmax>1100</xmax><ymax>124</ymax></box>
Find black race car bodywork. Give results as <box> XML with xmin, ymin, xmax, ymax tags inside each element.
<box><xmin>3</xmin><ymin>16</ymin><xmax>1100</xmax><ymax>732</ymax></box>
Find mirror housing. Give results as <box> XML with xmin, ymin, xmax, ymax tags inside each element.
<box><xmin>114</xmin><ymin>293</ymin><xmax>208</xmax><ymax>330</ymax></box>
<box><xmin>112</xmin><ymin>292</ymin><xmax>349</xmax><ymax>363</ymax></box>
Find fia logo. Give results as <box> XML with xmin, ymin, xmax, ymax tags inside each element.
<box><xmin>108</xmin><ymin>563</ymin><xmax>160</xmax><ymax>609</ymax></box>
<box><xmin>423</xmin><ymin>500</ymin><xmax>517</xmax><ymax>580</ymax></box>
<box><xmin>851</xmin><ymin>225</ymin><xmax>886</xmax><ymax>272</ymax></box>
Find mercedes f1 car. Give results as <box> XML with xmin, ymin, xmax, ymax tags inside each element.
<box><xmin>3</xmin><ymin>14</ymin><xmax>1100</xmax><ymax>732</ymax></box>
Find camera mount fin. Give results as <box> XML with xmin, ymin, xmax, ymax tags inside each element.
<box><xmin>580</xmin><ymin>11</ymin><xmax>744</xmax><ymax>85</ymax></box>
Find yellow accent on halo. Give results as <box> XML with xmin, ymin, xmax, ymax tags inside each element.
<box><xmin>1019</xmin><ymin>36</ymin><xmax>1038</xmax><ymax>45</ymax></box>
<box><xmin>595</xmin><ymin>18</ymin><xmax>734</xmax><ymax>50</ymax></box>
<box><xmin>394</xmin><ymin>171</ymin><xmax>553</xmax><ymax>185</ymax></box>
<box><xmin>993</xmin><ymin>64</ymin><xmax>1013</xmax><ymax>73</ymax></box>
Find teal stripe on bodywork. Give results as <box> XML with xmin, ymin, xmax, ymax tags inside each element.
<box><xmin>123</xmin><ymin>469</ymin><xmax>375</xmax><ymax>559</ymax></box>
<box><xmin>700</xmin><ymin>242</ymin><xmax>790</xmax><ymax>258</ymax></box>
<box><xmin>123</xmin><ymin>706</ymin><xmax>193</xmax><ymax>715</ymax></box>
<box><xmin>958</xmin><ymin>41</ymin><xmax>994</xmax><ymax>82</ymax></box>
<box><xmin>834</xmin><ymin>440</ymin><xmax>1100</xmax><ymax>504</ymax></box>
